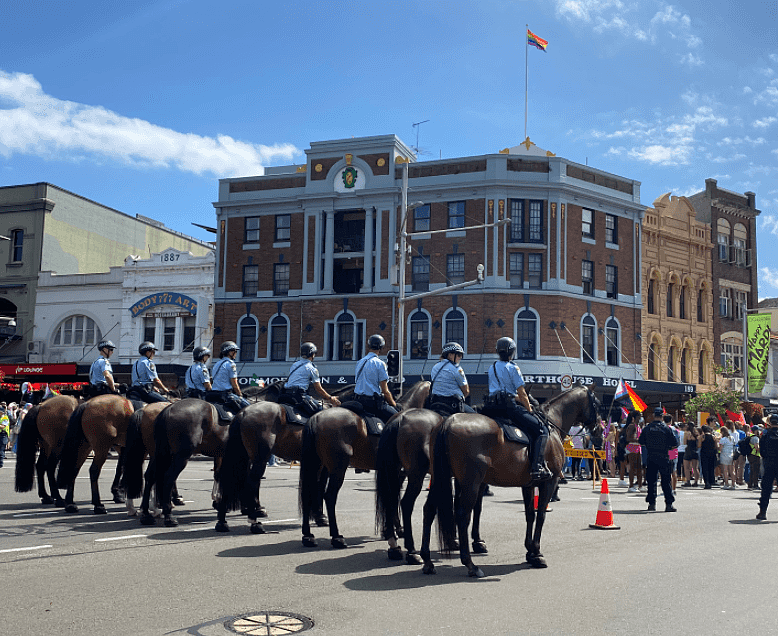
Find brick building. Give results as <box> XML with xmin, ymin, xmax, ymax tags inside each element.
<box><xmin>213</xmin><ymin>135</ymin><xmax>649</xmax><ymax>402</ymax></box>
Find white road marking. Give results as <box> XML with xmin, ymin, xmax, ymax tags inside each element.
<box><xmin>94</xmin><ymin>534</ymin><xmax>147</xmax><ymax>542</ymax></box>
<box><xmin>0</xmin><ymin>545</ymin><xmax>53</xmax><ymax>554</ymax></box>
<box><xmin>13</xmin><ymin>510</ymin><xmax>61</xmax><ymax>517</ymax></box>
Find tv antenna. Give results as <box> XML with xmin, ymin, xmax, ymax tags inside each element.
<box><xmin>412</xmin><ymin>119</ymin><xmax>430</xmax><ymax>156</ymax></box>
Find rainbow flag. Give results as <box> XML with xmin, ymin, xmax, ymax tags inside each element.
<box><xmin>527</xmin><ymin>29</ymin><xmax>548</xmax><ymax>52</ymax></box>
<box><xmin>624</xmin><ymin>384</ymin><xmax>647</xmax><ymax>412</ymax></box>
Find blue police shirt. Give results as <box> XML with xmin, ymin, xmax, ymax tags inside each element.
<box><xmin>284</xmin><ymin>359</ymin><xmax>320</xmax><ymax>390</ymax></box>
<box><xmin>131</xmin><ymin>357</ymin><xmax>159</xmax><ymax>386</ymax></box>
<box><xmin>185</xmin><ymin>361</ymin><xmax>210</xmax><ymax>392</ymax></box>
<box><xmin>89</xmin><ymin>356</ymin><xmax>112</xmax><ymax>385</ymax></box>
<box><xmin>429</xmin><ymin>360</ymin><xmax>468</xmax><ymax>398</ymax></box>
<box><xmin>211</xmin><ymin>358</ymin><xmax>237</xmax><ymax>392</ymax></box>
<box><xmin>354</xmin><ymin>353</ymin><xmax>389</xmax><ymax>396</ymax></box>
<box><xmin>488</xmin><ymin>360</ymin><xmax>525</xmax><ymax>395</ymax></box>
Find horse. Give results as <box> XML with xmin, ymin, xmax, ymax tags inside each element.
<box><xmin>298</xmin><ymin>381</ymin><xmax>431</xmax><ymax>548</ymax></box>
<box><xmin>125</xmin><ymin>399</ymin><xmax>227</xmax><ymax>527</ymax></box>
<box><xmin>419</xmin><ymin>385</ymin><xmax>600</xmax><ymax>577</ymax></box>
<box><xmin>56</xmin><ymin>394</ymin><xmax>136</xmax><ymax>514</ymax></box>
<box><xmin>374</xmin><ymin>407</ymin><xmax>443</xmax><ymax>564</ymax></box>
<box><xmin>14</xmin><ymin>396</ymin><xmax>79</xmax><ymax>506</ymax></box>
<box><xmin>213</xmin><ymin>383</ymin><xmax>358</xmax><ymax>534</ymax></box>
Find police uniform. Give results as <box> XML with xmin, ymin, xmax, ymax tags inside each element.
<box><xmin>281</xmin><ymin>359</ymin><xmax>323</xmax><ymax>415</ymax></box>
<box><xmin>758</xmin><ymin>421</ymin><xmax>778</xmax><ymax>519</ymax></box>
<box><xmin>130</xmin><ymin>357</ymin><xmax>168</xmax><ymax>403</ymax></box>
<box><xmin>428</xmin><ymin>359</ymin><xmax>474</xmax><ymax>414</ymax></box>
<box><xmin>638</xmin><ymin>408</ymin><xmax>678</xmax><ymax>511</ymax></box>
<box><xmin>208</xmin><ymin>357</ymin><xmax>250</xmax><ymax>414</ymax></box>
<box><xmin>89</xmin><ymin>355</ymin><xmax>115</xmax><ymax>396</ymax></box>
<box><xmin>354</xmin><ymin>352</ymin><xmax>397</xmax><ymax>423</ymax></box>
<box><xmin>185</xmin><ymin>361</ymin><xmax>210</xmax><ymax>399</ymax></box>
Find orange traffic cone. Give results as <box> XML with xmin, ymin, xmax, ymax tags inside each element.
<box><xmin>589</xmin><ymin>478</ymin><xmax>620</xmax><ymax>530</ymax></box>
<box><xmin>533</xmin><ymin>487</ymin><xmax>551</xmax><ymax>512</ymax></box>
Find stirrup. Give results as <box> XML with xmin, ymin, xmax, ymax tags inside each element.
<box><xmin>530</xmin><ymin>465</ymin><xmax>553</xmax><ymax>483</ymax></box>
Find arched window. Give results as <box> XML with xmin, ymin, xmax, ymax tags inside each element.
<box><xmin>698</xmin><ymin>349</ymin><xmax>708</xmax><ymax>384</ymax></box>
<box><xmin>733</xmin><ymin>222</ymin><xmax>748</xmax><ymax>267</ymax></box>
<box><xmin>409</xmin><ymin>310</ymin><xmax>430</xmax><ymax>359</ymax></box>
<box><xmin>667</xmin><ymin>283</ymin><xmax>675</xmax><ymax>317</ymax></box>
<box><xmin>668</xmin><ymin>344</ymin><xmax>677</xmax><ymax>382</ymax></box>
<box><xmin>680</xmin><ymin>345</ymin><xmax>691</xmax><ymax>383</ymax></box>
<box><xmin>269</xmin><ymin>315</ymin><xmax>288</xmax><ymax>361</ymax></box>
<box><xmin>680</xmin><ymin>285</ymin><xmax>688</xmax><ymax>320</ymax></box>
<box><xmin>325</xmin><ymin>312</ymin><xmax>365</xmax><ymax>361</ymax></box>
<box><xmin>444</xmin><ymin>309</ymin><xmax>465</xmax><ymax>348</ymax></box>
<box><xmin>605</xmin><ymin>318</ymin><xmax>619</xmax><ymax>366</ymax></box>
<box><xmin>515</xmin><ymin>309</ymin><xmax>537</xmax><ymax>360</ymax></box>
<box><xmin>648</xmin><ymin>341</ymin><xmax>659</xmax><ymax>380</ymax></box>
<box><xmin>581</xmin><ymin>315</ymin><xmax>596</xmax><ymax>364</ymax></box>
<box><xmin>647</xmin><ymin>278</ymin><xmax>656</xmax><ymax>314</ymax></box>
<box><xmin>717</xmin><ymin>218</ymin><xmax>730</xmax><ymax>262</ymax></box>
<box><xmin>52</xmin><ymin>315</ymin><xmax>102</xmax><ymax>347</ymax></box>
<box><xmin>697</xmin><ymin>287</ymin><xmax>705</xmax><ymax>322</ymax></box>
<box><xmin>239</xmin><ymin>316</ymin><xmax>257</xmax><ymax>362</ymax></box>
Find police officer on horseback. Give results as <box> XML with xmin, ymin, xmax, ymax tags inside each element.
<box><xmin>486</xmin><ymin>336</ymin><xmax>552</xmax><ymax>484</ymax></box>
<box><xmin>88</xmin><ymin>339</ymin><xmax>118</xmax><ymax>397</ymax></box>
<box><xmin>428</xmin><ymin>342</ymin><xmax>475</xmax><ymax>415</ymax></box>
<box><xmin>185</xmin><ymin>346</ymin><xmax>212</xmax><ymax>399</ymax></box>
<box><xmin>354</xmin><ymin>334</ymin><xmax>398</xmax><ymax>423</ymax></box>
<box><xmin>206</xmin><ymin>341</ymin><xmax>250</xmax><ymax>415</ymax></box>
<box><xmin>281</xmin><ymin>342</ymin><xmax>340</xmax><ymax>415</ymax></box>
<box><xmin>128</xmin><ymin>341</ymin><xmax>171</xmax><ymax>403</ymax></box>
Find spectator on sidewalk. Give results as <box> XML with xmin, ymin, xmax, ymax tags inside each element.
<box><xmin>625</xmin><ymin>411</ymin><xmax>644</xmax><ymax>492</ymax></box>
<box><xmin>748</xmin><ymin>423</ymin><xmax>762</xmax><ymax>490</ymax></box>
<box><xmin>682</xmin><ymin>422</ymin><xmax>700</xmax><ymax>487</ymax></box>
<box><xmin>699</xmin><ymin>425</ymin><xmax>718</xmax><ymax>489</ymax></box>
<box><xmin>718</xmin><ymin>424</ymin><xmax>737</xmax><ymax>489</ymax></box>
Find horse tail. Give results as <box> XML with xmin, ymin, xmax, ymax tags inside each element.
<box><xmin>430</xmin><ymin>419</ymin><xmax>456</xmax><ymax>553</ymax></box>
<box><xmin>56</xmin><ymin>403</ymin><xmax>88</xmax><ymax>488</ymax></box>
<box><xmin>153</xmin><ymin>405</ymin><xmax>173</xmax><ymax>504</ymax></box>
<box><xmin>122</xmin><ymin>408</ymin><xmax>147</xmax><ymax>499</ymax></box>
<box><xmin>298</xmin><ymin>420</ymin><xmax>322</xmax><ymax>519</ymax></box>
<box><xmin>14</xmin><ymin>405</ymin><xmax>41</xmax><ymax>492</ymax></box>
<box><xmin>217</xmin><ymin>414</ymin><xmax>249</xmax><ymax>512</ymax></box>
<box><xmin>374</xmin><ymin>415</ymin><xmax>401</xmax><ymax>537</ymax></box>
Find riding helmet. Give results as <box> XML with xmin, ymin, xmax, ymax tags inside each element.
<box><xmin>98</xmin><ymin>339</ymin><xmax>116</xmax><ymax>351</ymax></box>
<box><xmin>441</xmin><ymin>342</ymin><xmax>464</xmax><ymax>357</ymax></box>
<box><xmin>139</xmin><ymin>341</ymin><xmax>158</xmax><ymax>355</ymax></box>
<box><xmin>193</xmin><ymin>346</ymin><xmax>211</xmax><ymax>361</ymax></box>
<box><xmin>770</xmin><ymin>414</ymin><xmax>778</xmax><ymax>426</ymax></box>
<box><xmin>220</xmin><ymin>341</ymin><xmax>239</xmax><ymax>356</ymax></box>
<box><xmin>496</xmin><ymin>336</ymin><xmax>517</xmax><ymax>360</ymax></box>
<box><xmin>367</xmin><ymin>334</ymin><xmax>385</xmax><ymax>350</ymax></box>
<box><xmin>300</xmin><ymin>342</ymin><xmax>317</xmax><ymax>358</ymax></box>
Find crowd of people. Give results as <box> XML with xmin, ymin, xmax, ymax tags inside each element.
<box><xmin>0</xmin><ymin>401</ymin><xmax>33</xmax><ymax>468</ymax></box>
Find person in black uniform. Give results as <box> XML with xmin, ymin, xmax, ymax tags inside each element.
<box><xmin>757</xmin><ymin>413</ymin><xmax>778</xmax><ymax>520</ymax></box>
<box><xmin>638</xmin><ymin>406</ymin><xmax>678</xmax><ymax>512</ymax></box>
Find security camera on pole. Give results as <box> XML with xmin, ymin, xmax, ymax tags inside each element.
<box><xmin>393</xmin><ymin>157</ymin><xmax>508</xmax><ymax>396</ymax></box>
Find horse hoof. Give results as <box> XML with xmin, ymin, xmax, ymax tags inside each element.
<box><xmin>472</xmin><ymin>541</ymin><xmax>488</xmax><ymax>554</ymax></box>
<box><xmin>172</xmin><ymin>497</ymin><xmax>185</xmax><ymax>507</ymax></box>
<box><xmin>422</xmin><ymin>563</ymin><xmax>437</xmax><ymax>575</ymax></box>
<box><xmin>528</xmin><ymin>554</ymin><xmax>548</xmax><ymax>569</ymax></box>
<box><xmin>40</xmin><ymin>495</ymin><xmax>55</xmax><ymax>505</ymax></box>
<box><xmin>140</xmin><ymin>513</ymin><xmax>156</xmax><ymax>526</ymax></box>
<box><xmin>468</xmin><ymin>567</ymin><xmax>486</xmax><ymax>578</ymax></box>
<box><xmin>257</xmin><ymin>507</ymin><xmax>268</xmax><ymax>518</ymax></box>
<box><xmin>250</xmin><ymin>523</ymin><xmax>266</xmax><ymax>535</ymax></box>
<box><xmin>406</xmin><ymin>551</ymin><xmax>423</xmax><ymax>565</ymax></box>
<box><xmin>164</xmin><ymin>517</ymin><xmax>179</xmax><ymax>528</ymax></box>
<box><xmin>65</xmin><ymin>504</ymin><xmax>79</xmax><ymax>514</ymax></box>
<box><xmin>112</xmin><ymin>491</ymin><xmax>126</xmax><ymax>504</ymax></box>
<box><xmin>55</xmin><ymin>499</ymin><xmax>66</xmax><ymax>508</ymax></box>
<box><xmin>314</xmin><ymin>515</ymin><xmax>329</xmax><ymax>527</ymax></box>
<box><xmin>94</xmin><ymin>505</ymin><xmax>107</xmax><ymax>515</ymax></box>
<box><xmin>446</xmin><ymin>540</ymin><xmax>460</xmax><ymax>551</ymax></box>
<box><xmin>302</xmin><ymin>535</ymin><xmax>317</xmax><ymax>548</ymax></box>
<box><xmin>388</xmin><ymin>546</ymin><xmax>403</xmax><ymax>561</ymax></box>
<box><xmin>215</xmin><ymin>521</ymin><xmax>230</xmax><ymax>533</ymax></box>
<box><xmin>331</xmin><ymin>536</ymin><xmax>348</xmax><ymax>549</ymax></box>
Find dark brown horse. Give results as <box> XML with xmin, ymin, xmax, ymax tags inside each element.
<box><xmin>125</xmin><ymin>399</ymin><xmax>227</xmax><ymax>527</ymax></box>
<box><xmin>56</xmin><ymin>394</ymin><xmax>136</xmax><ymax>514</ymax></box>
<box><xmin>14</xmin><ymin>396</ymin><xmax>79</xmax><ymax>506</ymax></box>
<box><xmin>420</xmin><ymin>385</ymin><xmax>600</xmax><ymax>577</ymax></box>
<box><xmin>298</xmin><ymin>381</ymin><xmax>430</xmax><ymax>548</ymax></box>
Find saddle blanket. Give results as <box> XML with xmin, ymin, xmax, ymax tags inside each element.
<box><xmin>492</xmin><ymin>417</ymin><xmax>530</xmax><ymax>445</ymax></box>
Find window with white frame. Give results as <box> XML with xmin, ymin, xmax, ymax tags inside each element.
<box><xmin>734</xmin><ymin>291</ymin><xmax>747</xmax><ymax>320</ymax></box>
<box><xmin>448</xmin><ymin>201</ymin><xmax>465</xmax><ymax>229</ymax></box>
<box><xmin>444</xmin><ymin>309</ymin><xmax>465</xmax><ymax>348</ymax></box>
<box><xmin>245</xmin><ymin>216</ymin><xmax>260</xmax><ymax>244</ymax></box>
<box><xmin>734</xmin><ymin>223</ymin><xmax>747</xmax><ymax>267</ymax></box>
<box><xmin>527</xmin><ymin>254</ymin><xmax>542</xmax><ymax>289</ymax></box>
<box><xmin>409</xmin><ymin>310</ymin><xmax>430</xmax><ymax>359</ymax></box>
<box><xmin>446</xmin><ymin>254</ymin><xmax>465</xmax><ymax>285</ymax></box>
<box><xmin>239</xmin><ymin>316</ymin><xmax>257</xmax><ymax>361</ymax></box>
<box><xmin>605</xmin><ymin>318</ymin><xmax>619</xmax><ymax>366</ymax></box>
<box><xmin>275</xmin><ymin>214</ymin><xmax>291</xmax><ymax>242</ymax></box>
<box><xmin>717</xmin><ymin>218</ymin><xmax>730</xmax><ymax>262</ymax></box>
<box><xmin>163</xmin><ymin>317</ymin><xmax>176</xmax><ymax>351</ymax></box>
<box><xmin>414</xmin><ymin>205</ymin><xmax>430</xmax><ymax>232</ymax></box>
<box><xmin>326</xmin><ymin>313</ymin><xmax>364</xmax><ymax>361</ymax></box>
<box><xmin>270</xmin><ymin>315</ymin><xmax>288</xmax><ymax>361</ymax></box>
<box><xmin>582</xmin><ymin>208</ymin><xmax>594</xmax><ymax>239</ymax></box>
<box><xmin>143</xmin><ymin>316</ymin><xmax>155</xmax><ymax>343</ymax></box>
<box><xmin>412</xmin><ymin>255</ymin><xmax>430</xmax><ymax>291</ymax></box>
<box><xmin>582</xmin><ymin>260</ymin><xmax>594</xmax><ymax>295</ymax></box>
<box><xmin>721</xmin><ymin>337</ymin><xmax>743</xmax><ymax>372</ymax></box>
<box><xmin>51</xmin><ymin>315</ymin><xmax>102</xmax><ymax>347</ymax></box>
<box><xmin>528</xmin><ymin>201</ymin><xmax>543</xmax><ymax>242</ymax></box>
<box><xmin>515</xmin><ymin>310</ymin><xmax>537</xmax><ymax>360</ymax></box>
<box><xmin>581</xmin><ymin>315</ymin><xmax>595</xmax><ymax>363</ymax></box>
<box><xmin>606</xmin><ymin>265</ymin><xmax>618</xmax><ymax>299</ymax></box>
<box><xmin>509</xmin><ymin>253</ymin><xmax>523</xmax><ymax>289</ymax></box>
<box><xmin>605</xmin><ymin>214</ymin><xmax>618</xmax><ymax>244</ymax></box>
<box><xmin>509</xmin><ymin>200</ymin><xmax>524</xmax><ymax>242</ymax></box>
<box><xmin>719</xmin><ymin>288</ymin><xmax>731</xmax><ymax>318</ymax></box>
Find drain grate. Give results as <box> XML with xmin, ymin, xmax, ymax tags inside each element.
<box><xmin>225</xmin><ymin>611</ymin><xmax>314</xmax><ymax>635</ymax></box>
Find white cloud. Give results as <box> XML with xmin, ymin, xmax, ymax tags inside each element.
<box><xmin>679</xmin><ymin>53</ymin><xmax>703</xmax><ymax>67</ymax></box>
<box><xmin>761</xmin><ymin>266</ymin><xmax>778</xmax><ymax>290</ymax></box>
<box><xmin>709</xmin><ymin>153</ymin><xmax>747</xmax><ymax>163</ymax></box>
<box><xmin>770</xmin><ymin>54</ymin><xmax>778</xmax><ymax>64</ymax></box>
<box><xmin>753</xmin><ymin>116</ymin><xmax>777</xmax><ymax>128</ymax></box>
<box><xmin>0</xmin><ymin>71</ymin><xmax>299</xmax><ymax>177</ymax></box>
<box><xmin>761</xmin><ymin>215</ymin><xmax>778</xmax><ymax>235</ymax></box>
<box><xmin>717</xmin><ymin>136</ymin><xmax>766</xmax><ymax>146</ymax></box>
<box><xmin>628</xmin><ymin>144</ymin><xmax>692</xmax><ymax>165</ymax></box>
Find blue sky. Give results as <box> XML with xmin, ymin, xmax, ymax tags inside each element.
<box><xmin>2</xmin><ymin>0</ymin><xmax>777</xmax><ymax>296</ymax></box>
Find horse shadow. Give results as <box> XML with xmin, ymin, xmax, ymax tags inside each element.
<box><xmin>216</xmin><ymin>538</ymin><xmax>320</xmax><ymax>559</ymax></box>
<box><xmin>729</xmin><ymin>518</ymin><xmax>778</xmax><ymax>525</ymax></box>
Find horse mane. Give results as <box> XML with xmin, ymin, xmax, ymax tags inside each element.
<box><xmin>244</xmin><ymin>380</ymin><xmax>285</xmax><ymax>401</ymax></box>
<box><xmin>396</xmin><ymin>381</ymin><xmax>431</xmax><ymax>408</ymax></box>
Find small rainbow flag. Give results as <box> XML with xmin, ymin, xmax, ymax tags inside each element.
<box><xmin>624</xmin><ymin>384</ymin><xmax>647</xmax><ymax>413</ymax></box>
<box><xmin>527</xmin><ymin>29</ymin><xmax>548</xmax><ymax>52</ymax></box>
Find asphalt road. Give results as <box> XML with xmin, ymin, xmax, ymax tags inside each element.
<box><xmin>2</xmin><ymin>456</ymin><xmax>777</xmax><ymax>636</ymax></box>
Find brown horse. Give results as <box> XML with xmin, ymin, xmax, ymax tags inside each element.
<box><xmin>14</xmin><ymin>396</ymin><xmax>79</xmax><ymax>506</ymax></box>
<box><xmin>298</xmin><ymin>381</ymin><xmax>430</xmax><ymax>548</ymax></box>
<box><xmin>419</xmin><ymin>385</ymin><xmax>600</xmax><ymax>577</ymax></box>
<box><xmin>56</xmin><ymin>394</ymin><xmax>136</xmax><ymax>514</ymax></box>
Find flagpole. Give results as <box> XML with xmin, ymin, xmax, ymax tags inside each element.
<box><xmin>525</xmin><ymin>24</ymin><xmax>529</xmax><ymax>140</ymax></box>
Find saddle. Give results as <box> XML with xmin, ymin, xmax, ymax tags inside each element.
<box><xmin>492</xmin><ymin>417</ymin><xmax>530</xmax><ymax>445</ymax></box>
<box><xmin>211</xmin><ymin>402</ymin><xmax>234</xmax><ymax>423</ymax></box>
<box><xmin>340</xmin><ymin>400</ymin><xmax>384</xmax><ymax>436</ymax></box>
<box><xmin>279</xmin><ymin>404</ymin><xmax>308</xmax><ymax>426</ymax></box>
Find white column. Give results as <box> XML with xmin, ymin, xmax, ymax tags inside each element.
<box><xmin>323</xmin><ymin>211</ymin><xmax>335</xmax><ymax>293</ymax></box>
<box><xmin>362</xmin><ymin>207</ymin><xmax>374</xmax><ymax>291</ymax></box>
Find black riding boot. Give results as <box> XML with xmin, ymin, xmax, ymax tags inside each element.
<box><xmin>530</xmin><ymin>433</ymin><xmax>553</xmax><ymax>483</ymax></box>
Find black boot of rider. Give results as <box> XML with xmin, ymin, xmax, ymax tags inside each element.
<box><xmin>530</xmin><ymin>434</ymin><xmax>553</xmax><ymax>484</ymax></box>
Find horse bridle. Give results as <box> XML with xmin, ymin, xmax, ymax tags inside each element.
<box><xmin>545</xmin><ymin>388</ymin><xmax>601</xmax><ymax>439</ymax></box>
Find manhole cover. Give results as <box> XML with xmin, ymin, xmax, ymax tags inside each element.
<box><xmin>225</xmin><ymin>611</ymin><xmax>314</xmax><ymax>635</ymax></box>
